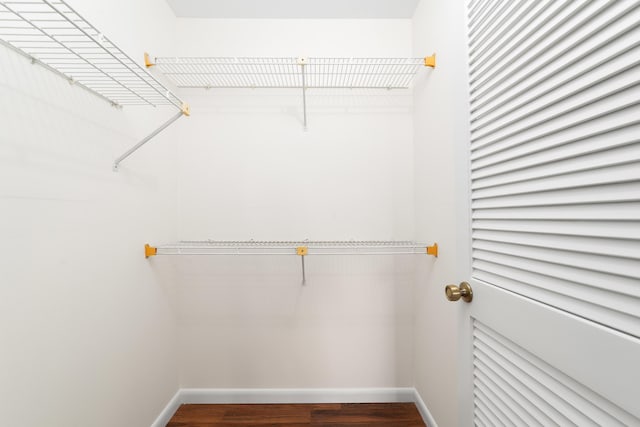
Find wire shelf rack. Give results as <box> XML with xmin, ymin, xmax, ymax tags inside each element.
<box><xmin>0</xmin><ymin>0</ymin><xmax>183</xmax><ymax>108</ymax></box>
<box><xmin>146</xmin><ymin>240</ymin><xmax>438</xmax><ymax>285</ymax></box>
<box><xmin>151</xmin><ymin>240</ymin><xmax>436</xmax><ymax>256</ymax></box>
<box><xmin>152</xmin><ymin>57</ymin><xmax>428</xmax><ymax>89</ymax></box>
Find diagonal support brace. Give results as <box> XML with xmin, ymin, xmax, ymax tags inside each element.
<box><xmin>113</xmin><ymin>103</ymin><xmax>190</xmax><ymax>171</ymax></box>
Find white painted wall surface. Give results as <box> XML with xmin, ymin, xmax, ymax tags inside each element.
<box><xmin>174</xmin><ymin>19</ymin><xmax>411</xmax><ymax>57</ymax></box>
<box><xmin>0</xmin><ymin>0</ymin><xmax>181</xmax><ymax>425</ymax></box>
<box><xmin>169</xmin><ymin>19</ymin><xmax>418</xmax><ymax>388</ymax></box>
<box><xmin>412</xmin><ymin>1</ymin><xmax>471</xmax><ymax>426</ymax></box>
<box><xmin>1</xmin><ymin>1</ymin><xmax>470</xmax><ymax>423</ymax></box>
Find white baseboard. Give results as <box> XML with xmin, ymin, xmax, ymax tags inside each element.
<box><xmin>152</xmin><ymin>387</ymin><xmax>436</xmax><ymax>427</ymax></box>
<box><xmin>180</xmin><ymin>387</ymin><xmax>416</xmax><ymax>404</ymax></box>
<box><xmin>150</xmin><ymin>389</ymin><xmax>182</xmax><ymax>427</ymax></box>
<box><xmin>413</xmin><ymin>388</ymin><xmax>439</xmax><ymax>427</ymax></box>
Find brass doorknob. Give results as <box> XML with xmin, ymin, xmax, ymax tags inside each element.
<box><xmin>445</xmin><ymin>282</ymin><xmax>473</xmax><ymax>303</ymax></box>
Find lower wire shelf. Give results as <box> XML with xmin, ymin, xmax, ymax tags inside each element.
<box><xmin>144</xmin><ymin>240</ymin><xmax>438</xmax><ymax>285</ymax></box>
<box><xmin>145</xmin><ymin>240</ymin><xmax>438</xmax><ymax>257</ymax></box>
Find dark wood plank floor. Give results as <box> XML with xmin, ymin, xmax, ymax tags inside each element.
<box><xmin>166</xmin><ymin>403</ymin><xmax>427</xmax><ymax>426</ymax></box>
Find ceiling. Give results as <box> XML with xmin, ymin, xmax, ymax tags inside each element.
<box><xmin>165</xmin><ymin>0</ymin><xmax>420</xmax><ymax>19</ymax></box>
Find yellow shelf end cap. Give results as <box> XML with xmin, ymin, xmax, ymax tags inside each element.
<box><xmin>424</xmin><ymin>53</ymin><xmax>436</xmax><ymax>68</ymax></box>
<box><xmin>181</xmin><ymin>103</ymin><xmax>191</xmax><ymax>116</ymax></box>
<box><xmin>144</xmin><ymin>52</ymin><xmax>155</xmax><ymax>68</ymax></box>
<box><xmin>426</xmin><ymin>242</ymin><xmax>438</xmax><ymax>257</ymax></box>
<box><xmin>145</xmin><ymin>244</ymin><xmax>157</xmax><ymax>258</ymax></box>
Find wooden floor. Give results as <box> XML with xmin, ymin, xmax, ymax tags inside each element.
<box><xmin>166</xmin><ymin>403</ymin><xmax>427</xmax><ymax>426</ymax></box>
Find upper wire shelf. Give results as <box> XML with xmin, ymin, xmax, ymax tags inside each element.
<box><xmin>0</xmin><ymin>0</ymin><xmax>183</xmax><ymax>108</ymax></box>
<box><xmin>150</xmin><ymin>56</ymin><xmax>433</xmax><ymax>89</ymax></box>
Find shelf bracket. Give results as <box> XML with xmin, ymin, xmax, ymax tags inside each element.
<box><xmin>145</xmin><ymin>243</ymin><xmax>158</xmax><ymax>258</ymax></box>
<box><xmin>144</xmin><ymin>52</ymin><xmax>155</xmax><ymax>68</ymax></box>
<box><xmin>426</xmin><ymin>242</ymin><xmax>438</xmax><ymax>257</ymax></box>
<box><xmin>424</xmin><ymin>53</ymin><xmax>436</xmax><ymax>68</ymax></box>
<box><xmin>297</xmin><ymin>246</ymin><xmax>308</xmax><ymax>285</ymax></box>
<box><xmin>113</xmin><ymin>103</ymin><xmax>190</xmax><ymax>171</ymax></box>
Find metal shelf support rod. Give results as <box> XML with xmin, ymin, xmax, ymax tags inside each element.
<box><xmin>301</xmin><ymin>63</ymin><xmax>307</xmax><ymax>130</ymax></box>
<box><xmin>294</xmin><ymin>57</ymin><xmax>310</xmax><ymax>130</ymax></box>
<box><xmin>113</xmin><ymin>107</ymin><xmax>187</xmax><ymax>171</ymax></box>
<box><xmin>297</xmin><ymin>246</ymin><xmax>308</xmax><ymax>285</ymax></box>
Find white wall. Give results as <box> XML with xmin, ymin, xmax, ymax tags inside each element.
<box><xmin>412</xmin><ymin>1</ymin><xmax>471</xmax><ymax>426</ymax></box>
<box><xmin>174</xmin><ymin>18</ymin><xmax>411</xmax><ymax>57</ymax></box>
<box><xmin>0</xmin><ymin>0</ymin><xmax>181</xmax><ymax>425</ymax></box>
<box><xmin>169</xmin><ymin>19</ymin><xmax>418</xmax><ymax>388</ymax></box>
<box><xmin>1</xmin><ymin>1</ymin><xmax>471</xmax><ymax>423</ymax></box>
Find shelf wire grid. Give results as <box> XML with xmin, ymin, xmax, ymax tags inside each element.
<box><xmin>153</xmin><ymin>57</ymin><xmax>426</xmax><ymax>89</ymax></box>
<box><xmin>0</xmin><ymin>0</ymin><xmax>183</xmax><ymax>108</ymax></box>
<box><xmin>156</xmin><ymin>240</ymin><xmax>430</xmax><ymax>256</ymax></box>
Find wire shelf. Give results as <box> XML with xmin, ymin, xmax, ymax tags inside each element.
<box><xmin>152</xmin><ymin>57</ymin><xmax>427</xmax><ymax>89</ymax></box>
<box><xmin>0</xmin><ymin>0</ymin><xmax>183</xmax><ymax>108</ymax></box>
<box><xmin>154</xmin><ymin>240</ymin><xmax>433</xmax><ymax>256</ymax></box>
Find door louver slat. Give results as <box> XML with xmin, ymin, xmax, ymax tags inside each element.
<box><xmin>473</xmin><ymin>321</ymin><xmax>637</xmax><ymax>426</ymax></box>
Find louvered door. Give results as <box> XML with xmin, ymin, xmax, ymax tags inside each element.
<box><xmin>461</xmin><ymin>0</ymin><xmax>640</xmax><ymax>425</ymax></box>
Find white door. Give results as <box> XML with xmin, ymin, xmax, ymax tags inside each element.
<box><xmin>457</xmin><ymin>1</ymin><xmax>640</xmax><ymax>425</ymax></box>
